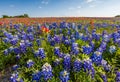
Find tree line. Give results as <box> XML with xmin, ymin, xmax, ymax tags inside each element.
<box><xmin>115</xmin><ymin>15</ymin><xmax>120</xmax><ymax>17</ymax></box>
<box><xmin>2</xmin><ymin>14</ymin><xmax>29</xmax><ymax>18</ymax></box>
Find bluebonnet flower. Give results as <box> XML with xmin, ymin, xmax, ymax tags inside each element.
<box><xmin>92</xmin><ymin>29</ymin><xmax>96</xmax><ymax>33</ymax></box>
<box><xmin>36</xmin><ymin>39</ymin><xmax>41</xmax><ymax>46</ymax></box>
<box><xmin>3</xmin><ymin>38</ymin><xmax>10</xmax><ymax>43</ymax></box>
<box><xmin>101</xmin><ymin>73</ymin><xmax>107</xmax><ymax>82</ymax></box>
<box><xmin>82</xmin><ymin>45</ymin><xmax>92</xmax><ymax>55</ymax></box>
<box><xmin>109</xmin><ymin>45</ymin><xmax>116</xmax><ymax>54</ymax></box>
<box><xmin>115</xmin><ymin>71</ymin><xmax>120</xmax><ymax>82</ymax></box>
<box><xmin>3</xmin><ymin>31</ymin><xmax>8</xmax><ymax>36</ymax></box>
<box><xmin>82</xmin><ymin>35</ymin><xmax>89</xmax><ymax>41</ymax></box>
<box><xmin>60</xmin><ymin>22</ymin><xmax>66</xmax><ymax>28</ymax></box>
<box><xmin>99</xmin><ymin>42</ymin><xmax>107</xmax><ymax>51</ymax></box>
<box><xmin>42</xmin><ymin>63</ymin><xmax>53</xmax><ymax>81</ymax></box>
<box><xmin>9</xmin><ymin>22</ymin><xmax>13</xmax><ymax>29</ymax></box>
<box><xmin>52</xmin><ymin>22</ymin><xmax>58</xmax><ymax>28</ymax></box>
<box><xmin>34</xmin><ymin>50</ymin><xmax>40</xmax><ymax>57</ymax></box>
<box><xmin>5</xmin><ymin>33</ymin><xmax>13</xmax><ymax>40</ymax></box>
<box><xmin>96</xmin><ymin>47</ymin><xmax>104</xmax><ymax>53</ymax></box>
<box><xmin>59</xmin><ymin>52</ymin><xmax>65</xmax><ymax>58</ymax></box>
<box><xmin>49</xmin><ymin>24</ymin><xmax>53</xmax><ymax>30</ymax></box>
<box><xmin>10</xmin><ymin>73</ymin><xmax>18</xmax><ymax>82</ymax></box>
<box><xmin>14</xmin><ymin>47</ymin><xmax>21</xmax><ymax>55</ymax></box>
<box><xmin>83</xmin><ymin>58</ymin><xmax>95</xmax><ymax>78</ymax></box>
<box><xmin>67</xmin><ymin>29</ymin><xmax>71</xmax><ymax>35</ymax></box>
<box><xmin>101</xmin><ymin>59</ymin><xmax>111</xmax><ymax>72</ymax></box>
<box><xmin>10</xmin><ymin>72</ymin><xmax>23</xmax><ymax>82</ymax></box>
<box><xmin>47</xmin><ymin>34</ymin><xmax>52</xmax><ymax>42</ymax></box>
<box><xmin>61</xmin><ymin>35</ymin><xmax>66</xmax><ymax>42</ymax></box>
<box><xmin>12</xmin><ymin>64</ymin><xmax>19</xmax><ymax>71</ymax></box>
<box><xmin>89</xmin><ymin>41</ymin><xmax>95</xmax><ymax>50</ymax></box>
<box><xmin>91</xmin><ymin>51</ymin><xmax>102</xmax><ymax>65</ymax></box>
<box><xmin>10</xmin><ymin>38</ymin><xmax>18</xmax><ymax>46</ymax></box>
<box><xmin>102</xmin><ymin>34</ymin><xmax>110</xmax><ymax>42</ymax></box>
<box><xmin>83</xmin><ymin>58</ymin><xmax>93</xmax><ymax>72</ymax></box>
<box><xmin>102</xmin><ymin>30</ymin><xmax>107</xmax><ymax>36</ymax></box>
<box><xmin>16</xmin><ymin>54</ymin><xmax>21</xmax><ymax>60</ymax></box>
<box><xmin>79</xmin><ymin>33</ymin><xmax>84</xmax><ymax>39</ymax></box>
<box><xmin>92</xmin><ymin>32</ymin><xmax>97</xmax><ymax>39</ymax></box>
<box><xmin>72</xmin><ymin>23</ymin><xmax>76</xmax><ymax>29</ymax></box>
<box><xmin>77</xmin><ymin>24</ymin><xmax>82</xmax><ymax>30</ymax></box>
<box><xmin>64</xmin><ymin>39</ymin><xmax>70</xmax><ymax>46</ymax></box>
<box><xmin>25</xmin><ymin>41</ymin><xmax>33</xmax><ymax>47</ymax></box>
<box><xmin>88</xmin><ymin>34</ymin><xmax>93</xmax><ymax>41</ymax></box>
<box><xmin>27</xmin><ymin>33</ymin><xmax>34</xmax><ymax>41</ymax></box>
<box><xmin>21</xmin><ymin>34</ymin><xmax>27</xmax><ymax>40</ymax></box>
<box><xmin>19</xmin><ymin>42</ymin><xmax>27</xmax><ymax>53</ymax></box>
<box><xmin>75</xmin><ymin>31</ymin><xmax>80</xmax><ymax>39</ymax></box>
<box><xmin>70</xmin><ymin>38</ymin><xmax>75</xmax><ymax>44</ymax></box>
<box><xmin>27</xmin><ymin>59</ymin><xmax>34</xmax><ymax>68</ymax></box>
<box><xmin>89</xmin><ymin>67</ymin><xmax>95</xmax><ymax>79</ymax></box>
<box><xmin>92</xmin><ymin>33</ymin><xmax>100</xmax><ymax>41</ymax></box>
<box><xmin>4</xmin><ymin>49</ymin><xmax>9</xmax><ymax>55</ymax></box>
<box><xmin>63</xmin><ymin>54</ymin><xmax>71</xmax><ymax>71</ymax></box>
<box><xmin>54</xmin><ymin>35</ymin><xmax>61</xmax><ymax>43</ymax></box>
<box><xmin>59</xmin><ymin>28</ymin><xmax>62</xmax><ymax>34</ymax></box>
<box><xmin>71</xmin><ymin>43</ymin><xmax>78</xmax><ymax>50</ymax></box>
<box><xmin>95</xmin><ymin>33</ymin><xmax>100</xmax><ymax>41</ymax></box>
<box><xmin>50</xmin><ymin>38</ymin><xmax>55</xmax><ymax>46</ymax></box>
<box><xmin>60</xmin><ymin>70</ymin><xmax>69</xmax><ymax>82</ymax></box>
<box><xmin>27</xmin><ymin>26</ymin><xmax>34</xmax><ymax>33</ymax></box>
<box><xmin>112</xmin><ymin>32</ymin><xmax>119</xmax><ymax>38</ymax></box>
<box><xmin>8</xmin><ymin>46</ymin><xmax>14</xmax><ymax>53</ymax></box>
<box><xmin>14</xmin><ymin>24</ymin><xmax>19</xmax><ymax>29</ymax></box>
<box><xmin>37</xmin><ymin>25</ymin><xmax>41</xmax><ymax>30</ymax></box>
<box><xmin>32</xmin><ymin>70</ymin><xmax>41</xmax><ymax>82</ymax></box>
<box><xmin>73</xmin><ymin>59</ymin><xmax>83</xmax><ymax>72</ymax></box>
<box><xmin>39</xmin><ymin>48</ymin><xmax>46</xmax><ymax>59</ymax></box>
<box><xmin>71</xmin><ymin>43</ymin><xmax>79</xmax><ymax>55</ymax></box>
<box><xmin>54</xmin><ymin>47</ymin><xmax>60</xmax><ymax>57</ymax></box>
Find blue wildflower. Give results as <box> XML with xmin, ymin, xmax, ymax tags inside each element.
<box><xmin>14</xmin><ymin>47</ymin><xmax>21</xmax><ymax>55</ymax></box>
<box><xmin>27</xmin><ymin>33</ymin><xmax>34</xmax><ymax>41</ymax></box>
<box><xmin>32</xmin><ymin>70</ymin><xmax>41</xmax><ymax>82</ymax></box>
<box><xmin>116</xmin><ymin>71</ymin><xmax>120</xmax><ymax>82</ymax></box>
<box><xmin>91</xmin><ymin>51</ymin><xmax>102</xmax><ymax>65</ymax></box>
<box><xmin>36</xmin><ymin>39</ymin><xmax>41</xmax><ymax>46</ymax></box>
<box><xmin>63</xmin><ymin>54</ymin><xmax>71</xmax><ymax>71</ymax></box>
<box><xmin>39</xmin><ymin>48</ymin><xmax>45</xmax><ymax>59</ymax></box>
<box><xmin>42</xmin><ymin>63</ymin><xmax>53</xmax><ymax>81</ymax></box>
<box><xmin>73</xmin><ymin>59</ymin><xmax>82</xmax><ymax>72</ymax></box>
<box><xmin>109</xmin><ymin>45</ymin><xmax>116</xmax><ymax>54</ymax></box>
<box><xmin>4</xmin><ymin>49</ymin><xmax>9</xmax><ymax>55</ymax></box>
<box><xmin>19</xmin><ymin>42</ymin><xmax>27</xmax><ymax>53</ymax></box>
<box><xmin>54</xmin><ymin>47</ymin><xmax>60</xmax><ymax>57</ymax></box>
<box><xmin>27</xmin><ymin>59</ymin><xmax>34</xmax><ymax>68</ymax></box>
<box><xmin>82</xmin><ymin>45</ymin><xmax>92</xmax><ymax>55</ymax></box>
<box><xmin>101</xmin><ymin>73</ymin><xmax>107</xmax><ymax>82</ymax></box>
<box><xmin>3</xmin><ymin>38</ymin><xmax>10</xmax><ymax>43</ymax></box>
<box><xmin>10</xmin><ymin>72</ymin><xmax>23</xmax><ymax>82</ymax></box>
<box><xmin>12</xmin><ymin>64</ymin><xmax>19</xmax><ymax>71</ymax></box>
<box><xmin>60</xmin><ymin>70</ymin><xmax>70</xmax><ymax>82</ymax></box>
<box><xmin>10</xmin><ymin>38</ymin><xmax>18</xmax><ymax>46</ymax></box>
<box><xmin>16</xmin><ymin>54</ymin><xmax>21</xmax><ymax>60</ymax></box>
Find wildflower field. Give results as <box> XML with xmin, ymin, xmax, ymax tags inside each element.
<box><xmin>0</xmin><ymin>17</ymin><xmax>120</xmax><ymax>82</ymax></box>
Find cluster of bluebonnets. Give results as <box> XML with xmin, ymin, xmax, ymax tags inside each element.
<box><xmin>0</xmin><ymin>21</ymin><xmax>120</xmax><ymax>82</ymax></box>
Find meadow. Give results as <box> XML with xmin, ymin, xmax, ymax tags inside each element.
<box><xmin>0</xmin><ymin>17</ymin><xmax>120</xmax><ymax>82</ymax></box>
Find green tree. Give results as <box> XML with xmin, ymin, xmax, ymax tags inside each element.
<box><xmin>2</xmin><ymin>15</ymin><xmax>9</xmax><ymax>18</ymax></box>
